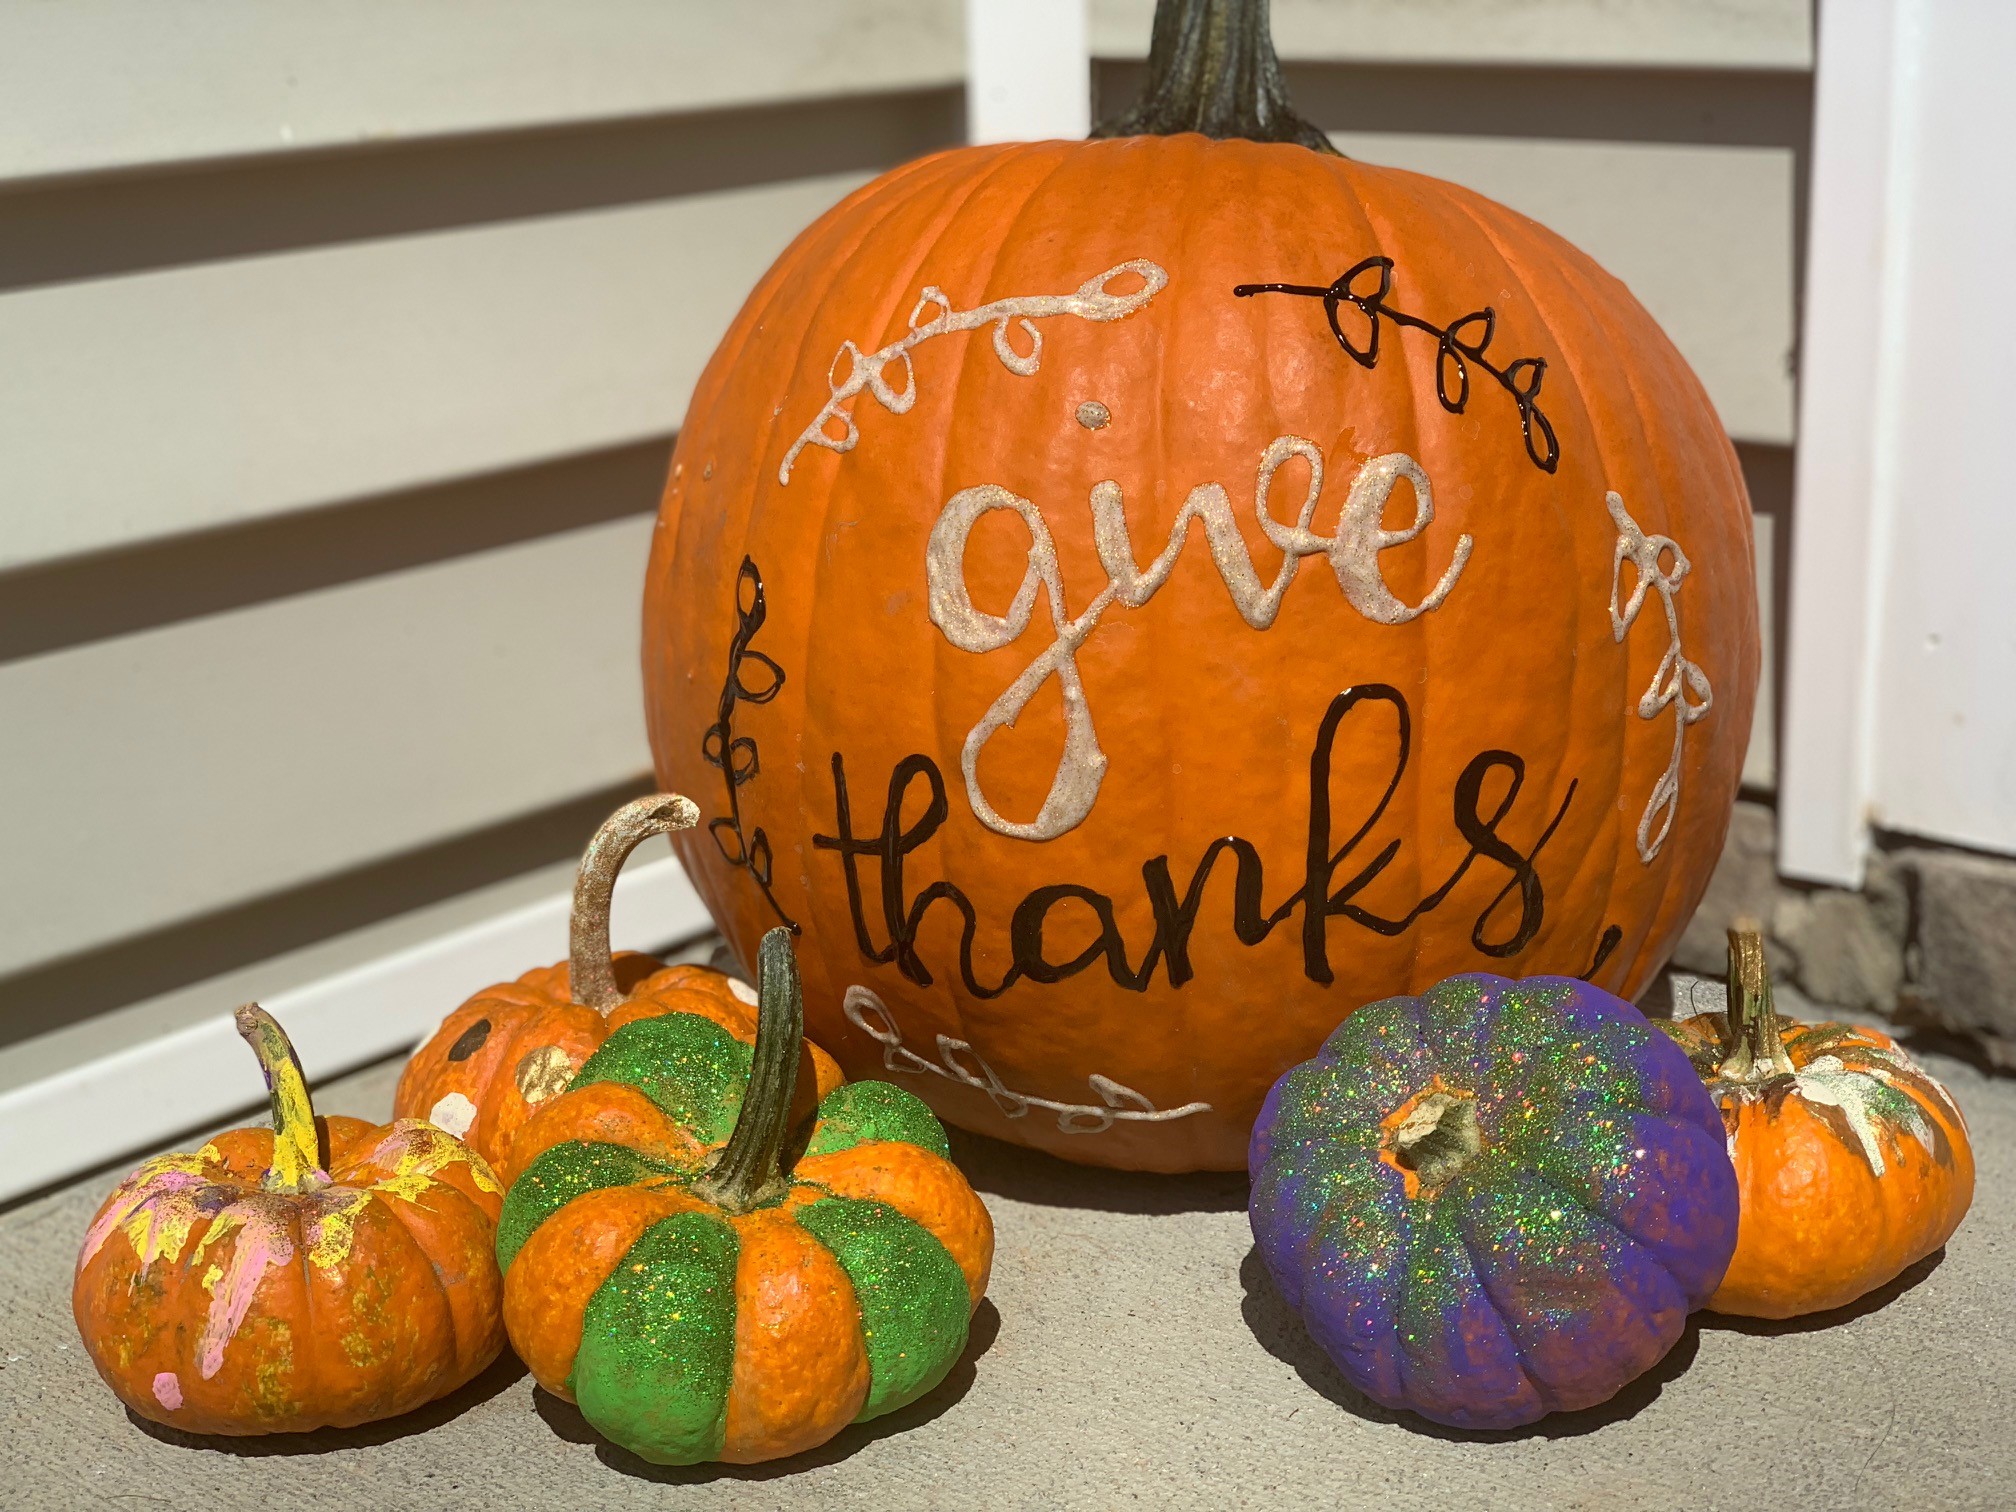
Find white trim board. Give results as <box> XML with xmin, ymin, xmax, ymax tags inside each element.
<box><xmin>1776</xmin><ymin>0</ymin><xmax>1904</xmax><ymax>886</ymax></box>
<box><xmin>0</xmin><ymin>855</ymin><xmax>713</xmax><ymax>1204</ymax></box>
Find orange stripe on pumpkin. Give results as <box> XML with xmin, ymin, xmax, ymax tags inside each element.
<box><xmin>719</xmin><ymin>1210</ymin><xmax>870</xmax><ymax>1462</ymax></box>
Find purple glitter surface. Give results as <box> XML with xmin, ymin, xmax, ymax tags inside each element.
<box><xmin>1248</xmin><ymin>974</ymin><xmax>1738</xmax><ymax>1430</ymax></box>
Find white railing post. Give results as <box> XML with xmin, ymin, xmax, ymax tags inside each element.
<box><xmin>966</xmin><ymin>0</ymin><xmax>1091</xmax><ymax>144</ymax></box>
<box><xmin>1777</xmin><ymin>0</ymin><xmax>1905</xmax><ymax>887</ymax></box>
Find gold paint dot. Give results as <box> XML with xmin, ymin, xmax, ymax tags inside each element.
<box><xmin>1075</xmin><ymin>400</ymin><xmax>1111</xmax><ymax>430</ymax></box>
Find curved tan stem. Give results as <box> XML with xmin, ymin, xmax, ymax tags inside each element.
<box><xmin>570</xmin><ymin>793</ymin><xmax>701</xmax><ymax>1011</ymax></box>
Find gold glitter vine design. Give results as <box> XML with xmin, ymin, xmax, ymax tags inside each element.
<box><xmin>843</xmin><ymin>985</ymin><xmax>1210</xmax><ymax>1135</ymax></box>
<box><xmin>1607</xmin><ymin>492</ymin><xmax>1713</xmax><ymax>863</ymax></box>
<box><xmin>777</xmin><ymin>259</ymin><xmax>1168</xmax><ymax>485</ymax></box>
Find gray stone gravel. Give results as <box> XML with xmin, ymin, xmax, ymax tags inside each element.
<box><xmin>3</xmin><ymin>1034</ymin><xmax>2012</xmax><ymax>1512</ymax></box>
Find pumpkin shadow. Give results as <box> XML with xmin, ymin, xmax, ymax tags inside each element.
<box><xmin>943</xmin><ymin>1125</ymin><xmax>1249</xmax><ymax>1215</ymax></box>
<box><xmin>531</xmin><ymin>1297</ymin><xmax>1001</xmax><ymax>1482</ymax></box>
<box><xmin>122</xmin><ymin>1349</ymin><xmax>528</xmax><ymax>1455</ymax></box>
<box><xmin>1697</xmin><ymin>1246</ymin><xmax>1946</xmax><ymax>1336</ymax></box>
<box><xmin>1236</xmin><ymin>1246</ymin><xmax>1702</xmax><ymax>1443</ymax></box>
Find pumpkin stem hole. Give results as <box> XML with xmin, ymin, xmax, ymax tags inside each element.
<box><xmin>1382</xmin><ymin>1086</ymin><xmax>1482</xmax><ymax>1197</ymax></box>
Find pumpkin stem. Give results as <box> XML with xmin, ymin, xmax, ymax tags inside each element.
<box><xmin>1718</xmin><ymin>921</ymin><xmax>1796</xmax><ymax>1083</ymax></box>
<box><xmin>1092</xmin><ymin>0</ymin><xmax>1338</xmax><ymax>154</ymax></box>
<box><xmin>693</xmin><ymin>928</ymin><xmax>803</xmax><ymax>1215</ymax></box>
<box><xmin>570</xmin><ymin>793</ymin><xmax>701</xmax><ymax>1011</ymax></box>
<box><xmin>234</xmin><ymin>1004</ymin><xmax>327</xmax><ymax>1193</ymax></box>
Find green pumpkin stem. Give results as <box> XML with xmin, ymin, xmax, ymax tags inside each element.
<box><xmin>1718</xmin><ymin>922</ymin><xmax>1796</xmax><ymax>1083</ymax></box>
<box><xmin>693</xmin><ymin>928</ymin><xmax>803</xmax><ymax>1215</ymax></box>
<box><xmin>1092</xmin><ymin>0</ymin><xmax>1338</xmax><ymax>154</ymax></box>
<box><xmin>570</xmin><ymin>793</ymin><xmax>701</xmax><ymax>1011</ymax></box>
<box><xmin>234</xmin><ymin>1003</ymin><xmax>326</xmax><ymax>1193</ymax></box>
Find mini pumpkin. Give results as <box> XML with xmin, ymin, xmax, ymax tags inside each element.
<box><xmin>1249</xmin><ymin>973</ymin><xmax>1738</xmax><ymax>1429</ymax></box>
<box><xmin>1662</xmin><ymin>925</ymin><xmax>1974</xmax><ymax>1319</ymax></box>
<box><xmin>74</xmin><ymin>1005</ymin><xmax>504</xmax><ymax>1434</ymax></box>
<box><xmin>499</xmin><ymin>928</ymin><xmax>993</xmax><ymax>1465</ymax></box>
<box><xmin>396</xmin><ymin>792</ymin><xmax>842</xmax><ymax>1167</ymax></box>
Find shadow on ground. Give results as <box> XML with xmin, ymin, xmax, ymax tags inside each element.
<box><xmin>1237</xmin><ymin>1236</ymin><xmax>1950</xmax><ymax>1443</ymax></box>
<box><xmin>1236</xmin><ymin>1245</ymin><xmax>1701</xmax><ymax>1443</ymax></box>
<box><xmin>127</xmin><ymin>1351</ymin><xmax>527</xmax><ymax>1455</ymax></box>
<box><xmin>945</xmin><ymin>1125</ymin><xmax>1248</xmax><ymax>1215</ymax></box>
<box><xmin>531</xmin><ymin>1298</ymin><xmax>1002</xmax><ymax>1483</ymax></box>
<box><xmin>1697</xmin><ymin>1247</ymin><xmax>1945</xmax><ymax>1335</ymax></box>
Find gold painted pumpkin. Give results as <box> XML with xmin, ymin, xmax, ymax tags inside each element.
<box><xmin>1664</xmin><ymin>927</ymin><xmax>1974</xmax><ymax>1318</ymax></box>
<box><xmin>641</xmin><ymin>0</ymin><xmax>1760</xmax><ymax>1170</ymax></box>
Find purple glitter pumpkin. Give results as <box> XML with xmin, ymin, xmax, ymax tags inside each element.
<box><xmin>1248</xmin><ymin>974</ymin><xmax>1738</xmax><ymax>1430</ymax></box>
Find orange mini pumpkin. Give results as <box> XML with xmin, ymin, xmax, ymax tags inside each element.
<box><xmin>639</xmin><ymin>0</ymin><xmax>1759</xmax><ymax>1170</ymax></box>
<box><xmin>74</xmin><ymin>1005</ymin><xmax>504</xmax><ymax>1434</ymax></box>
<box><xmin>396</xmin><ymin>792</ymin><xmax>842</xmax><ymax>1167</ymax></box>
<box><xmin>1663</xmin><ymin>926</ymin><xmax>1975</xmax><ymax>1318</ymax></box>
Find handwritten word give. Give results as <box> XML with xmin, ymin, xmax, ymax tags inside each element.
<box><xmin>925</xmin><ymin>437</ymin><xmax>1474</xmax><ymax>842</ymax></box>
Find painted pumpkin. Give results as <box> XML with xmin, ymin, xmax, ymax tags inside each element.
<box><xmin>1248</xmin><ymin>974</ymin><xmax>1738</xmax><ymax>1429</ymax></box>
<box><xmin>1663</xmin><ymin>926</ymin><xmax>1974</xmax><ymax>1319</ymax></box>
<box><xmin>395</xmin><ymin>792</ymin><xmax>842</xmax><ymax>1167</ymax></box>
<box><xmin>498</xmin><ymin>928</ymin><xmax>993</xmax><ymax>1465</ymax></box>
<box><xmin>73</xmin><ymin>1005</ymin><xmax>504</xmax><ymax>1434</ymax></box>
<box><xmin>639</xmin><ymin>0</ymin><xmax>1759</xmax><ymax>1171</ymax></box>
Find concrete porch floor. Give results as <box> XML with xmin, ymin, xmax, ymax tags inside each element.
<box><xmin>3</xmin><ymin>994</ymin><xmax>2011</xmax><ymax>1510</ymax></box>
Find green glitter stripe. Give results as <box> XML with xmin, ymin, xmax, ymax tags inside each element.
<box><xmin>795</xmin><ymin>1196</ymin><xmax>969</xmax><ymax>1421</ymax></box>
<box><xmin>570</xmin><ymin>1212</ymin><xmax>739</xmax><ymax>1466</ymax></box>
<box><xmin>571</xmin><ymin>1013</ymin><xmax>751</xmax><ymax>1145</ymax></box>
<box><xmin>497</xmin><ymin>1140</ymin><xmax>680</xmax><ymax>1272</ymax></box>
<box><xmin>803</xmin><ymin>1080</ymin><xmax>951</xmax><ymax>1159</ymax></box>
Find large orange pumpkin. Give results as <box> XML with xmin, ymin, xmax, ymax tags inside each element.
<box><xmin>641</xmin><ymin>0</ymin><xmax>1759</xmax><ymax>1170</ymax></box>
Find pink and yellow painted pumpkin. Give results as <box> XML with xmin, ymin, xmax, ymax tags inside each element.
<box><xmin>73</xmin><ymin>1005</ymin><xmax>505</xmax><ymax>1434</ymax></box>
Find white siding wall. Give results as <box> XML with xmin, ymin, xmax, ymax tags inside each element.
<box><xmin>0</xmin><ymin>0</ymin><xmax>1807</xmax><ymax>1195</ymax></box>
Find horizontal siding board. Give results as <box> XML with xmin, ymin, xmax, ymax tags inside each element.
<box><xmin>0</xmin><ymin>778</ymin><xmax>657</xmax><ymax>1054</ymax></box>
<box><xmin>0</xmin><ymin>854</ymin><xmax>713</xmax><ymax>1201</ymax></box>
<box><xmin>1325</xmin><ymin>131</ymin><xmax>1798</xmax><ymax>444</ymax></box>
<box><xmin>1093</xmin><ymin>0</ymin><xmax>1813</xmax><ymax>70</ymax></box>
<box><xmin>0</xmin><ymin>0</ymin><xmax>963</xmax><ymax>184</ymax></box>
<box><xmin>0</xmin><ymin>172</ymin><xmax>869</xmax><ymax>572</ymax></box>
<box><xmin>0</xmin><ymin>515</ymin><xmax>660</xmax><ymax>978</ymax></box>
<box><xmin>0</xmin><ymin>441</ymin><xmax>671</xmax><ymax>664</ymax></box>
<box><xmin>0</xmin><ymin>89</ymin><xmax>962</xmax><ymax>295</ymax></box>
<box><xmin>0</xmin><ymin>853</ymin><xmax>577</xmax><ymax>1096</ymax></box>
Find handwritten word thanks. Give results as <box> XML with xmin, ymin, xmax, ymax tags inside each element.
<box><xmin>926</xmin><ymin>438</ymin><xmax>1474</xmax><ymax>842</ymax></box>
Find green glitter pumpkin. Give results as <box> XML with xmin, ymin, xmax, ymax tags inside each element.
<box><xmin>496</xmin><ymin>929</ymin><xmax>994</xmax><ymax>1464</ymax></box>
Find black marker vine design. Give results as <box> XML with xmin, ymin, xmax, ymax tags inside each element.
<box><xmin>702</xmin><ymin>557</ymin><xmax>797</xmax><ymax>932</ymax></box>
<box><xmin>1234</xmin><ymin>256</ymin><xmax>1560</xmax><ymax>474</ymax></box>
<box><xmin>1577</xmin><ymin>924</ymin><xmax>1623</xmax><ymax>983</ymax></box>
